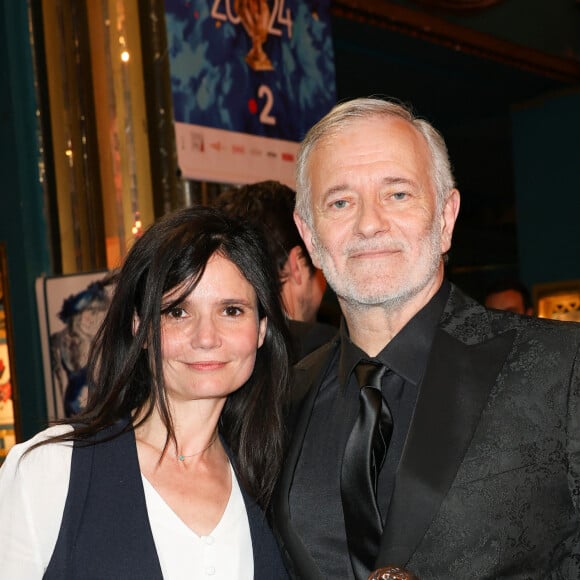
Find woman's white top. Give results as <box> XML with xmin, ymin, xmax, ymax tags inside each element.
<box><xmin>0</xmin><ymin>425</ymin><xmax>253</xmax><ymax>579</ymax></box>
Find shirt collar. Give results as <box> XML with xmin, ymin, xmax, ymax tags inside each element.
<box><xmin>338</xmin><ymin>280</ymin><xmax>450</xmax><ymax>388</ymax></box>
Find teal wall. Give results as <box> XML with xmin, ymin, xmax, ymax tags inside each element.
<box><xmin>511</xmin><ymin>91</ymin><xmax>580</xmax><ymax>289</ymax></box>
<box><xmin>0</xmin><ymin>2</ymin><xmax>51</xmax><ymax>438</ymax></box>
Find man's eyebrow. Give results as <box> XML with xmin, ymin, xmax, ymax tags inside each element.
<box><xmin>321</xmin><ymin>184</ymin><xmax>350</xmax><ymax>200</ymax></box>
<box><xmin>321</xmin><ymin>177</ymin><xmax>416</xmax><ymax>200</ymax></box>
<box><xmin>380</xmin><ymin>177</ymin><xmax>416</xmax><ymax>187</ymax></box>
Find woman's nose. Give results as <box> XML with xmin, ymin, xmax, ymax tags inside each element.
<box><xmin>189</xmin><ymin>316</ymin><xmax>221</xmax><ymax>349</ymax></box>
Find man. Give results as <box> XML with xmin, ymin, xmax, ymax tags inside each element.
<box><xmin>484</xmin><ymin>277</ymin><xmax>534</xmax><ymax>315</ymax></box>
<box><xmin>272</xmin><ymin>98</ymin><xmax>580</xmax><ymax>578</ymax></box>
<box><xmin>213</xmin><ymin>180</ymin><xmax>337</xmax><ymax>361</ymax></box>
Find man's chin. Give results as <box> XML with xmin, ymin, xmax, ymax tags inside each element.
<box><xmin>338</xmin><ymin>288</ymin><xmax>402</xmax><ymax>308</ymax></box>
<box><xmin>336</xmin><ymin>280</ymin><xmax>427</xmax><ymax>310</ymax></box>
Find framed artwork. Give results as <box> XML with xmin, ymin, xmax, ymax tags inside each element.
<box><xmin>0</xmin><ymin>243</ymin><xmax>20</xmax><ymax>465</ymax></box>
<box><xmin>36</xmin><ymin>271</ymin><xmax>114</xmax><ymax>420</ymax></box>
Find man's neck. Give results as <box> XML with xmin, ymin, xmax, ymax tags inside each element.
<box><xmin>340</xmin><ymin>276</ymin><xmax>444</xmax><ymax>357</ymax></box>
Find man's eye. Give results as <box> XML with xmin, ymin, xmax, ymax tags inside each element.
<box><xmin>392</xmin><ymin>192</ymin><xmax>407</xmax><ymax>200</ymax></box>
<box><xmin>331</xmin><ymin>199</ymin><xmax>348</xmax><ymax>209</ymax></box>
<box><xmin>224</xmin><ymin>305</ymin><xmax>243</xmax><ymax>316</ymax></box>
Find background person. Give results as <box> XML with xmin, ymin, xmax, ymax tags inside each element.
<box><xmin>0</xmin><ymin>206</ymin><xmax>290</xmax><ymax>579</ymax></box>
<box><xmin>484</xmin><ymin>276</ymin><xmax>534</xmax><ymax>315</ymax></box>
<box><xmin>214</xmin><ymin>180</ymin><xmax>337</xmax><ymax>361</ymax></box>
<box><xmin>272</xmin><ymin>97</ymin><xmax>580</xmax><ymax>579</ymax></box>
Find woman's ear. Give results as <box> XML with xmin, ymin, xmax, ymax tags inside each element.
<box><xmin>258</xmin><ymin>317</ymin><xmax>267</xmax><ymax>348</ymax></box>
<box><xmin>133</xmin><ymin>314</ymin><xmax>149</xmax><ymax>348</ymax></box>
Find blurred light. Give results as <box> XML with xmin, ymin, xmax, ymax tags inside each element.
<box><xmin>132</xmin><ymin>215</ymin><xmax>143</xmax><ymax>237</ymax></box>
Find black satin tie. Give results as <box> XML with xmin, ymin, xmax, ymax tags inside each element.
<box><xmin>341</xmin><ymin>360</ymin><xmax>392</xmax><ymax>580</ymax></box>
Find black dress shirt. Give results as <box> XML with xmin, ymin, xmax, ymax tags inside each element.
<box><xmin>288</xmin><ymin>282</ymin><xmax>450</xmax><ymax>578</ymax></box>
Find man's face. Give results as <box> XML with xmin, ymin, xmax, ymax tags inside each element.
<box><xmin>485</xmin><ymin>289</ymin><xmax>528</xmax><ymax>314</ymax></box>
<box><xmin>296</xmin><ymin>116</ymin><xmax>458</xmax><ymax>310</ymax></box>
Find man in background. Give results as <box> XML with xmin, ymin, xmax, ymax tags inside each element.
<box><xmin>484</xmin><ymin>277</ymin><xmax>534</xmax><ymax>315</ymax></box>
<box><xmin>214</xmin><ymin>180</ymin><xmax>337</xmax><ymax>361</ymax></box>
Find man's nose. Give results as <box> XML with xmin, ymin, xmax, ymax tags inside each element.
<box><xmin>355</xmin><ymin>199</ymin><xmax>389</xmax><ymax>237</ymax></box>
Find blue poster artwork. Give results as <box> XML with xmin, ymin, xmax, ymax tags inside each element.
<box><xmin>164</xmin><ymin>0</ymin><xmax>336</xmax><ymax>143</ymax></box>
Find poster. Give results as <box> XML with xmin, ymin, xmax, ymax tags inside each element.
<box><xmin>36</xmin><ymin>271</ymin><xmax>114</xmax><ymax>420</ymax></box>
<box><xmin>165</xmin><ymin>0</ymin><xmax>336</xmax><ymax>186</ymax></box>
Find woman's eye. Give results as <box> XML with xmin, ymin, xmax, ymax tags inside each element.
<box><xmin>167</xmin><ymin>306</ymin><xmax>186</xmax><ymax>319</ymax></box>
<box><xmin>224</xmin><ymin>305</ymin><xmax>243</xmax><ymax>317</ymax></box>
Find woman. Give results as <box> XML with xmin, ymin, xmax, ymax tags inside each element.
<box><xmin>0</xmin><ymin>206</ymin><xmax>291</xmax><ymax>579</ymax></box>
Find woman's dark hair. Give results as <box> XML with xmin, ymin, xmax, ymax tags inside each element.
<box><xmin>40</xmin><ymin>205</ymin><xmax>291</xmax><ymax>508</ymax></box>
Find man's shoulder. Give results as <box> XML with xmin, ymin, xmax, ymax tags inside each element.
<box><xmin>446</xmin><ymin>283</ymin><xmax>580</xmax><ymax>345</ymax></box>
<box><xmin>287</xmin><ymin>319</ymin><xmax>338</xmax><ymax>362</ymax></box>
<box><xmin>289</xmin><ymin>338</ymin><xmax>338</xmax><ymax>410</ymax></box>
<box><xmin>293</xmin><ymin>335</ymin><xmax>338</xmax><ymax>372</ymax></box>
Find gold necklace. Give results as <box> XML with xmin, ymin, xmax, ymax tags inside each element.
<box><xmin>177</xmin><ymin>432</ymin><xmax>218</xmax><ymax>462</ymax></box>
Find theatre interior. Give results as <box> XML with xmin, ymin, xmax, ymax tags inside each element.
<box><xmin>1</xmin><ymin>0</ymin><xmax>580</xmax><ymax>457</ymax></box>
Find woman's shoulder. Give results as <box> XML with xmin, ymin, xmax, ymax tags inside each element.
<box><xmin>0</xmin><ymin>425</ymin><xmax>74</xmax><ymax>576</ymax></box>
<box><xmin>2</xmin><ymin>424</ymin><xmax>74</xmax><ymax>477</ymax></box>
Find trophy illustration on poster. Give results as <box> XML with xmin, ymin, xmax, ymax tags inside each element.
<box><xmin>235</xmin><ymin>0</ymin><xmax>274</xmax><ymax>70</ymax></box>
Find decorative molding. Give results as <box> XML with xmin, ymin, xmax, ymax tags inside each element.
<box><xmin>414</xmin><ymin>0</ymin><xmax>505</xmax><ymax>9</ymax></box>
<box><xmin>331</xmin><ymin>0</ymin><xmax>580</xmax><ymax>82</ymax></box>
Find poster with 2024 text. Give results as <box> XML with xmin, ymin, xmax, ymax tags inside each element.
<box><xmin>165</xmin><ymin>0</ymin><xmax>336</xmax><ymax>187</ymax></box>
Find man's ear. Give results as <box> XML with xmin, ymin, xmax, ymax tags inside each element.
<box><xmin>294</xmin><ymin>211</ymin><xmax>321</xmax><ymax>269</ymax></box>
<box><xmin>440</xmin><ymin>188</ymin><xmax>460</xmax><ymax>254</ymax></box>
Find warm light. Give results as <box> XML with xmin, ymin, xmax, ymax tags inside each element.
<box><xmin>121</xmin><ymin>50</ymin><xmax>130</xmax><ymax>62</ymax></box>
<box><xmin>132</xmin><ymin>214</ymin><xmax>143</xmax><ymax>237</ymax></box>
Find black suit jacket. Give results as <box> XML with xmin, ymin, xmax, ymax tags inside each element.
<box><xmin>272</xmin><ymin>284</ymin><xmax>580</xmax><ymax>579</ymax></box>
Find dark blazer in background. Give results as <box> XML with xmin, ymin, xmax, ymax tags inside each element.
<box><xmin>273</xmin><ymin>283</ymin><xmax>580</xmax><ymax>579</ymax></box>
<box><xmin>287</xmin><ymin>318</ymin><xmax>337</xmax><ymax>363</ymax></box>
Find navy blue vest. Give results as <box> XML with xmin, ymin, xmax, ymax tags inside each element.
<box><xmin>44</xmin><ymin>420</ymin><xmax>288</xmax><ymax>579</ymax></box>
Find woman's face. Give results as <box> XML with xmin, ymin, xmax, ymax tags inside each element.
<box><xmin>158</xmin><ymin>253</ymin><xmax>267</xmax><ymax>405</ymax></box>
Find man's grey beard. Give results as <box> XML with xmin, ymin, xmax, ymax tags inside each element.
<box><xmin>310</xmin><ymin>222</ymin><xmax>443</xmax><ymax>313</ymax></box>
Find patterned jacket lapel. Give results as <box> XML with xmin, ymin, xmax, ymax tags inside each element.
<box><xmin>376</xmin><ymin>287</ymin><xmax>517</xmax><ymax>567</ymax></box>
